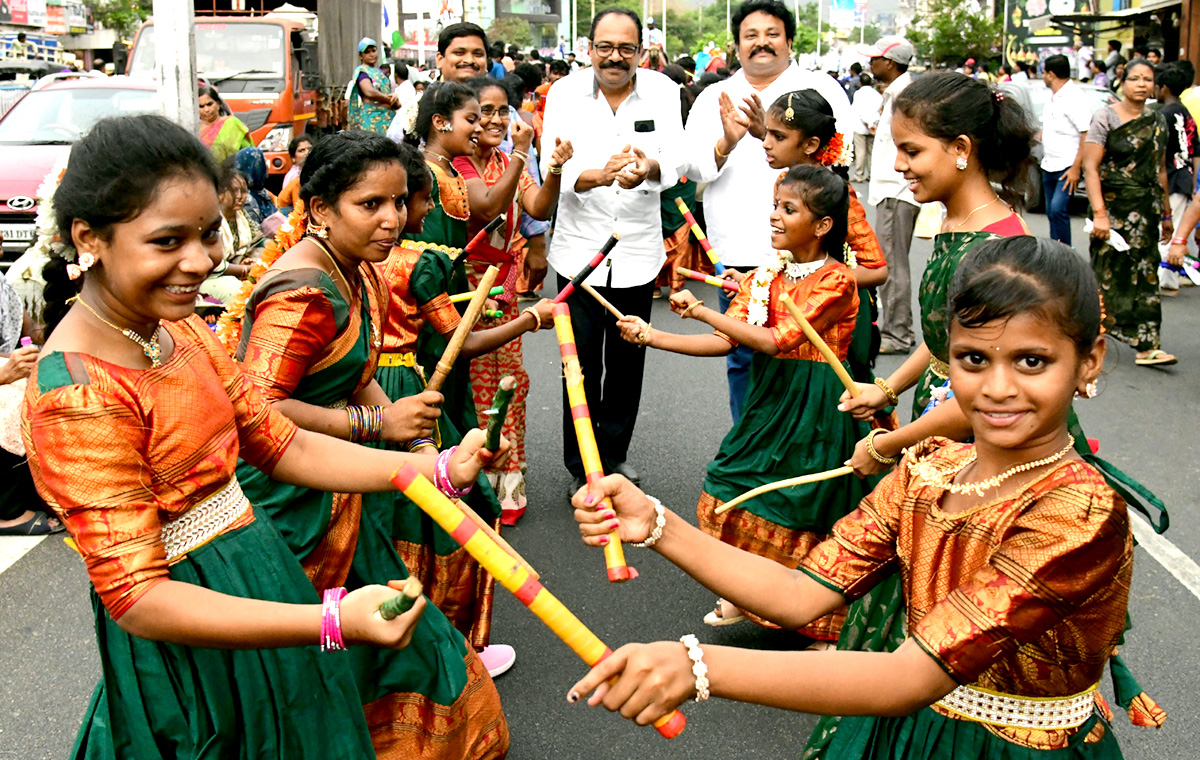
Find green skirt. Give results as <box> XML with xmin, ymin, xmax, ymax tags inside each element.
<box><xmin>73</xmin><ymin>508</ymin><xmax>375</xmax><ymax>760</ymax></box>
<box><xmin>825</xmin><ymin>708</ymin><xmax>1120</xmax><ymax>759</ymax></box>
<box><xmin>704</xmin><ymin>353</ymin><xmax>875</xmax><ymax>532</ymax></box>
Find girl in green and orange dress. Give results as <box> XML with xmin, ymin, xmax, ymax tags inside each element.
<box><xmin>617</xmin><ymin>166</ymin><xmax>877</xmax><ymax>644</ymax></box>
<box><xmin>23</xmin><ymin>114</ymin><xmax>502</xmax><ymax>759</ymax></box>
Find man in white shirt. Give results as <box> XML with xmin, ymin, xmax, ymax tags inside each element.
<box><xmin>1040</xmin><ymin>54</ymin><xmax>1093</xmax><ymax>245</ymax></box>
<box><xmin>862</xmin><ymin>35</ymin><xmax>918</xmax><ymax>354</ymax></box>
<box><xmin>683</xmin><ymin>0</ymin><xmax>853</xmax><ymax>420</ymax></box>
<box><xmin>541</xmin><ymin>8</ymin><xmax>686</xmax><ymax>489</ymax></box>
<box><xmin>851</xmin><ymin>73</ymin><xmax>882</xmax><ymax>182</ymax></box>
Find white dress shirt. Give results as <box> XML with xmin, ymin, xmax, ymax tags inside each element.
<box><xmin>1040</xmin><ymin>80</ymin><xmax>1094</xmax><ymax>173</ymax></box>
<box><xmin>852</xmin><ymin>85</ymin><xmax>882</xmax><ymax>136</ymax></box>
<box><xmin>683</xmin><ymin>64</ymin><xmax>854</xmax><ymax>269</ymax></box>
<box><xmin>540</xmin><ymin>68</ymin><xmax>686</xmax><ymax>288</ymax></box>
<box><xmin>867</xmin><ymin>71</ymin><xmax>917</xmax><ymax>208</ymax></box>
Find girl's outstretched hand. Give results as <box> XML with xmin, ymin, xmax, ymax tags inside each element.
<box><xmin>453</xmin><ymin>428</ymin><xmax>512</xmax><ymax>480</ymax></box>
<box><xmin>838</xmin><ymin>383</ymin><xmax>889</xmax><ymax>420</ymax></box>
<box><xmin>567</xmin><ymin>641</ymin><xmax>695</xmax><ymax>726</ymax></box>
<box><xmin>616</xmin><ymin>315</ymin><xmax>648</xmax><ymax>344</ymax></box>
<box><xmin>340</xmin><ymin>583</ymin><xmax>426</xmax><ymax>649</ymax></box>
<box><xmin>570</xmin><ymin>473</ymin><xmax>660</xmax><ymax>546</ymax></box>
<box><xmin>668</xmin><ymin>289</ymin><xmax>699</xmax><ymax>316</ymax></box>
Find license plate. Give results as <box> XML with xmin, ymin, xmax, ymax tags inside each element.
<box><xmin>0</xmin><ymin>225</ymin><xmax>34</xmax><ymax>242</ymax></box>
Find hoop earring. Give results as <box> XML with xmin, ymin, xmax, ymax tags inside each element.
<box><xmin>955</xmin><ymin>156</ymin><xmax>968</xmax><ymax>171</ymax></box>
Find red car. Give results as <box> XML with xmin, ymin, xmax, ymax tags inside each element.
<box><xmin>0</xmin><ymin>73</ymin><xmax>158</xmax><ymax>268</ymax></box>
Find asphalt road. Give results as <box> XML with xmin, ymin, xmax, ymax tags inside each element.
<box><xmin>2</xmin><ymin>205</ymin><xmax>1197</xmax><ymax>759</ymax></box>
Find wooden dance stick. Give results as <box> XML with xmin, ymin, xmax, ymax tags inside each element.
<box><xmin>450</xmin><ymin>214</ymin><xmax>507</xmax><ymax>276</ymax></box>
<box><xmin>552</xmin><ymin>302</ymin><xmax>635</xmax><ymax>583</ymax></box>
<box><xmin>677</xmin><ymin>267</ymin><xmax>739</xmax><ymax>293</ymax></box>
<box><xmin>673</xmin><ymin>197</ymin><xmax>725</xmax><ymax>274</ymax></box>
<box><xmin>580</xmin><ymin>283</ymin><xmax>625</xmax><ymax>320</ymax></box>
<box><xmin>450</xmin><ymin>286</ymin><xmax>504</xmax><ymax>303</ymax></box>
<box><xmin>714</xmin><ymin>466</ymin><xmax>855</xmax><ymax>515</ymax></box>
<box><xmin>778</xmin><ymin>294</ymin><xmax>859</xmax><ymax>398</ymax></box>
<box><xmin>553</xmin><ymin>234</ymin><xmax>620</xmax><ymax>304</ymax></box>
<box><xmin>425</xmin><ymin>266</ymin><xmax>500</xmax><ymax>394</ymax></box>
<box><xmin>378</xmin><ymin>577</ymin><xmax>423</xmax><ymax>620</ymax></box>
<box><xmin>390</xmin><ymin>463</ymin><xmax>685</xmax><ymax>738</ymax></box>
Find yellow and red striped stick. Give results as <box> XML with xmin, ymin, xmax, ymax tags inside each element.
<box><xmin>551</xmin><ymin>302</ymin><xmax>635</xmax><ymax>583</ymax></box>
<box><xmin>674</xmin><ymin>197</ymin><xmax>725</xmax><ymax>274</ymax></box>
<box><xmin>677</xmin><ymin>267</ymin><xmax>739</xmax><ymax>293</ymax></box>
<box><xmin>390</xmin><ymin>463</ymin><xmax>686</xmax><ymax>738</ymax></box>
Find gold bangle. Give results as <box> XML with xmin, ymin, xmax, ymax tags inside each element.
<box><xmin>865</xmin><ymin>428</ymin><xmax>899</xmax><ymax>466</ymax></box>
<box><xmin>680</xmin><ymin>300</ymin><xmax>704</xmax><ymax>319</ymax></box>
<box><xmin>714</xmin><ymin>140</ymin><xmax>729</xmax><ymax>159</ymax></box>
<box><xmin>522</xmin><ymin>306</ymin><xmax>541</xmax><ymax>332</ymax></box>
<box><xmin>548</xmin><ymin>163</ymin><xmax>563</xmax><ymax>175</ymax></box>
<box><xmin>873</xmin><ymin>376</ymin><xmax>899</xmax><ymax>407</ymax></box>
<box><xmin>636</xmin><ymin>322</ymin><xmax>652</xmax><ymax>347</ymax></box>
<box><xmin>511</xmin><ymin>150</ymin><xmax>529</xmax><ymax>164</ymax></box>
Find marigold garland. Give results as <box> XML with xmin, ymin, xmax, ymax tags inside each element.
<box><xmin>215</xmin><ymin>202</ymin><xmax>308</xmax><ymax>355</ymax></box>
<box><xmin>815</xmin><ymin>132</ymin><xmax>846</xmax><ymax>167</ymax></box>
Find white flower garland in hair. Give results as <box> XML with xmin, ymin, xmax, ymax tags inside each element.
<box><xmin>400</xmin><ymin>97</ymin><xmax>422</xmax><ymax>136</ymax></box>
<box><xmin>27</xmin><ymin>151</ymin><xmax>76</xmax><ymax>266</ymax></box>
<box><xmin>837</xmin><ymin>136</ymin><xmax>853</xmax><ymax>168</ymax></box>
<box><xmin>844</xmin><ymin>243</ymin><xmax>857</xmax><ymax>269</ymax></box>
<box><xmin>745</xmin><ymin>251</ymin><xmax>830</xmax><ymax>326</ymax></box>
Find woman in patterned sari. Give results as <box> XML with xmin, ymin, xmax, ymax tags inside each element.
<box><xmin>1081</xmin><ymin>59</ymin><xmax>1176</xmax><ymax>366</ymax></box>
<box><xmin>198</xmin><ymin>84</ymin><xmax>252</xmax><ymax>164</ymax></box>
<box><xmin>347</xmin><ymin>38</ymin><xmax>400</xmax><ymax>134</ymax></box>
<box><xmin>24</xmin><ymin>114</ymin><xmax>500</xmax><ymax>760</ymax></box>
<box><xmin>451</xmin><ymin>76</ymin><xmax>572</xmax><ymax>524</ymax></box>
<box><xmin>231</xmin><ymin>131</ymin><xmax>509</xmax><ymax>759</ymax></box>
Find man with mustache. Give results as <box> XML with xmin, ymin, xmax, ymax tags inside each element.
<box><xmin>682</xmin><ymin>0</ymin><xmax>854</xmax><ymax>422</ymax></box>
<box><xmin>436</xmin><ymin>22</ymin><xmax>490</xmax><ymax>84</ymax></box>
<box><xmin>540</xmin><ymin>8</ymin><xmax>687</xmax><ymax>491</ymax></box>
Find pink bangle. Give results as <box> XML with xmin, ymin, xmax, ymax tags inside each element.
<box><xmin>320</xmin><ymin>587</ymin><xmax>348</xmax><ymax>652</ymax></box>
<box><xmin>1170</xmin><ymin>237</ymin><xmax>1188</xmax><ymax>245</ymax></box>
<box><xmin>434</xmin><ymin>446</ymin><xmax>473</xmax><ymax>499</ymax></box>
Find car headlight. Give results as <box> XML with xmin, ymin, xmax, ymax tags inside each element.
<box><xmin>257</xmin><ymin>125</ymin><xmax>292</xmax><ymax>152</ymax></box>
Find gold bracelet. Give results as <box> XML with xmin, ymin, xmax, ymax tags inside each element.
<box><xmin>865</xmin><ymin>428</ymin><xmax>899</xmax><ymax>466</ymax></box>
<box><xmin>548</xmin><ymin>163</ymin><xmax>563</xmax><ymax>175</ymax></box>
<box><xmin>714</xmin><ymin>141</ymin><xmax>729</xmax><ymax>159</ymax></box>
<box><xmin>511</xmin><ymin>150</ymin><xmax>529</xmax><ymax>164</ymax></box>
<box><xmin>636</xmin><ymin>322</ymin><xmax>652</xmax><ymax>347</ymax></box>
<box><xmin>680</xmin><ymin>300</ymin><xmax>704</xmax><ymax>319</ymax></box>
<box><xmin>873</xmin><ymin>376</ymin><xmax>899</xmax><ymax>407</ymax></box>
<box><xmin>522</xmin><ymin>306</ymin><xmax>541</xmax><ymax>332</ymax></box>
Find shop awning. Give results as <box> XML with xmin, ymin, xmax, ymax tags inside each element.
<box><xmin>1027</xmin><ymin>0</ymin><xmax>1182</xmax><ymax>33</ymax></box>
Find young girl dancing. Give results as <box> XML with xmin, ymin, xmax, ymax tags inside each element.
<box><xmin>229</xmin><ymin>130</ymin><xmax>509</xmax><ymax>758</ymax></box>
<box><xmin>616</xmin><ymin>166</ymin><xmax>875</xmax><ymax>642</ymax></box>
<box><xmin>760</xmin><ymin>87</ymin><xmax>889</xmax><ymax>387</ymax></box>
<box><xmin>572</xmin><ymin>236</ymin><xmax>1138</xmax><ymax>759</ymax></box>
<box><xmin>23</xmin><ymin>114</ymin><xmax>502</xmax><ymax>758</ymax></box>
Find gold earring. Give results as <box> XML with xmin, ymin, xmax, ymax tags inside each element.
<box><xmin>1076</xmin><ymin>380</ymin><xmax>1098</xmax><ymax>399</ymax></box>
<box><xmin>309</xmin><ymin>221</ymin><xmax>329</xmax><ymax>240</ymax></box>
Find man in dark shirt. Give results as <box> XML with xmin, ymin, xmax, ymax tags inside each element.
<box><xmin>1157</xmin><ymin>63</ymin><xmax>1199</xmax><ymax>294</ymax></box>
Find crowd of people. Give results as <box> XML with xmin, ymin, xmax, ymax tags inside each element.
<box><xmin>0</xmin><ymin>1</ymin><xmax>1192</xmax><ymax>758</ymax></box>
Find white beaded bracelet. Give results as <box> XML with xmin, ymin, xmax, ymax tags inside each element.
<box><xmin>679</xmin><ymin>634</ymin><xmax>710</xmax><ymax>702</ymax></box>
<box><xmin>630</xmin><ymin>496</ymin><xmax>666</xmax><ymax>548</ymax></box>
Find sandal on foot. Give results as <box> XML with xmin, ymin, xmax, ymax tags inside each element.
<box><xmin>1135</xmin><ymin>349</ymin><xmax>1178</xmax><ymax>366</ymax></box>
<box><xmin>0</xmin><ymin>511</ymin><xmax>65</xmax><ymax>536</ymax></box>
<box><xmin>703</xmin><ymin>598</ymin><xmax>747</xmax><ymax>627</ymax></box>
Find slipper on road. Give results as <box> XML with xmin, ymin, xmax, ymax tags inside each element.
<box><xmin>1135</xmin><ymin>349</ymin><xmax>1177</xmax><ymax>366</ymax></box>
<box><xmin>0</xmin><ymin>511</ymin><xmax>65</xmax><ymax>536</ymax></box>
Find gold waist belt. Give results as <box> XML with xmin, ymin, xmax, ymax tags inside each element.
<box><xmin>378</xmin><ymin>352</ymin><xmax>417</xmax><ymax>368</ymax></box>
<box><xmin>929</xmin><ymin>355</ymin><xmax>950</xmax><ymax>379</ymax></box>
<box><xmin>161</xmin><ymin>479</ymin><xmax>250</xmax><ymax>563</ymax></box>
<box><xmin>935</xmin><ymin>682</ymin><xmax>1099</xmax><ymax>730</ymax></box>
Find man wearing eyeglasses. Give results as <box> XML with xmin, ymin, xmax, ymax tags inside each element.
<box><xmin>541</xmin><ymin>8</ymin><xmax>687</xmax><ymax>492</ymax></box>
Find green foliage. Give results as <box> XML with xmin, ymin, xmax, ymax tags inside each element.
<box><xmin>907</xmin><ymin>0</ymin><xmax>1002</xmax><ymax>64</ymax></box>
<box><xmin>93</xmin><ymin>0</ymin><xmax>149</xmax><ymax>37</ymax></box>
<box><xmin>488</xmin><ymin>17</ymin><xmax>534</xmax><ymax>49</ymax></box>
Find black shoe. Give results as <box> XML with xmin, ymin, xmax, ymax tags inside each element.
<box><xmin>611</xmin><ymin>461</ymin><xmax>640</xmax><ymax>484</ymax></box>
<box><xmin>567</xmin><ymin>476</ymin><xmax>587</xmax><ymax>500</ymax></box>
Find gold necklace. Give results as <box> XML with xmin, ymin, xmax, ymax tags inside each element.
<box><xmin>73</xmin><ymin>297</ymin><xmax>163</xmax><ymax>367</ymax></box>
<box><xmin>312</xmin><ymin>239</ymin><xmax>381</xmax><ymax>350</ymax></box>
<box><xmin>423</xmin><ymin>149</ymin><xmax>453</xmax><ymax>168</ymax></box>
<box><xmin>947</xmin><ymin>196</ymin><xmax>1001</xmax><ymax>232</ymax></box>
<box><xmin>915</xmin><ymin>435</ymin><xmax>1076</xmax><ymax>498</ymax></box>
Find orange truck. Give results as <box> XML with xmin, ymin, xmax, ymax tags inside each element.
<box><xmin>127</xmin><ymin>13</ymin><xmax>320</xmax><ymax>181</ymax></box>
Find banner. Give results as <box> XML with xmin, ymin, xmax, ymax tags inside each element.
<box><xmin>1004</xmin><ymin>0</ymin><xmax>1094</xmax><ymax>67</ymax></box>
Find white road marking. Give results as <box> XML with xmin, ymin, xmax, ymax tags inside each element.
<box><xmin>0</xmin><ymin>535</ymin><xmax>47</xmax><ymax>575</ymax></box>
<box><xmin>1130</xmin><ymin>512</ymin><xmax>1200</xmax><ymax>603</ymax></box>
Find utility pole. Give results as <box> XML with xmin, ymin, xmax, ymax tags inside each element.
<box><xmin>153</xmin><ymin>0</ymin><xmax>197</xmax><ymax>132</ymax></box>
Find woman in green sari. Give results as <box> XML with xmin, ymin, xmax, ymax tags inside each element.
<box><xmin>347</xmin><ymin>37</ymin><xmax>400</xmax><ymax>135</ymax></box>
<box><xmin>233</xmin><ymin>131</ymin><xmax>510</xmax><ymax>759</ymax></box>
<box><xmin>198</xmin><ymin>84</ymin><xmax>252</xmax><ymax>164</ymax></box>
<box><xmin>1081</xmin><ymin>59</ymin><xmax>1176</xmax><ymax>367</ymax></box>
